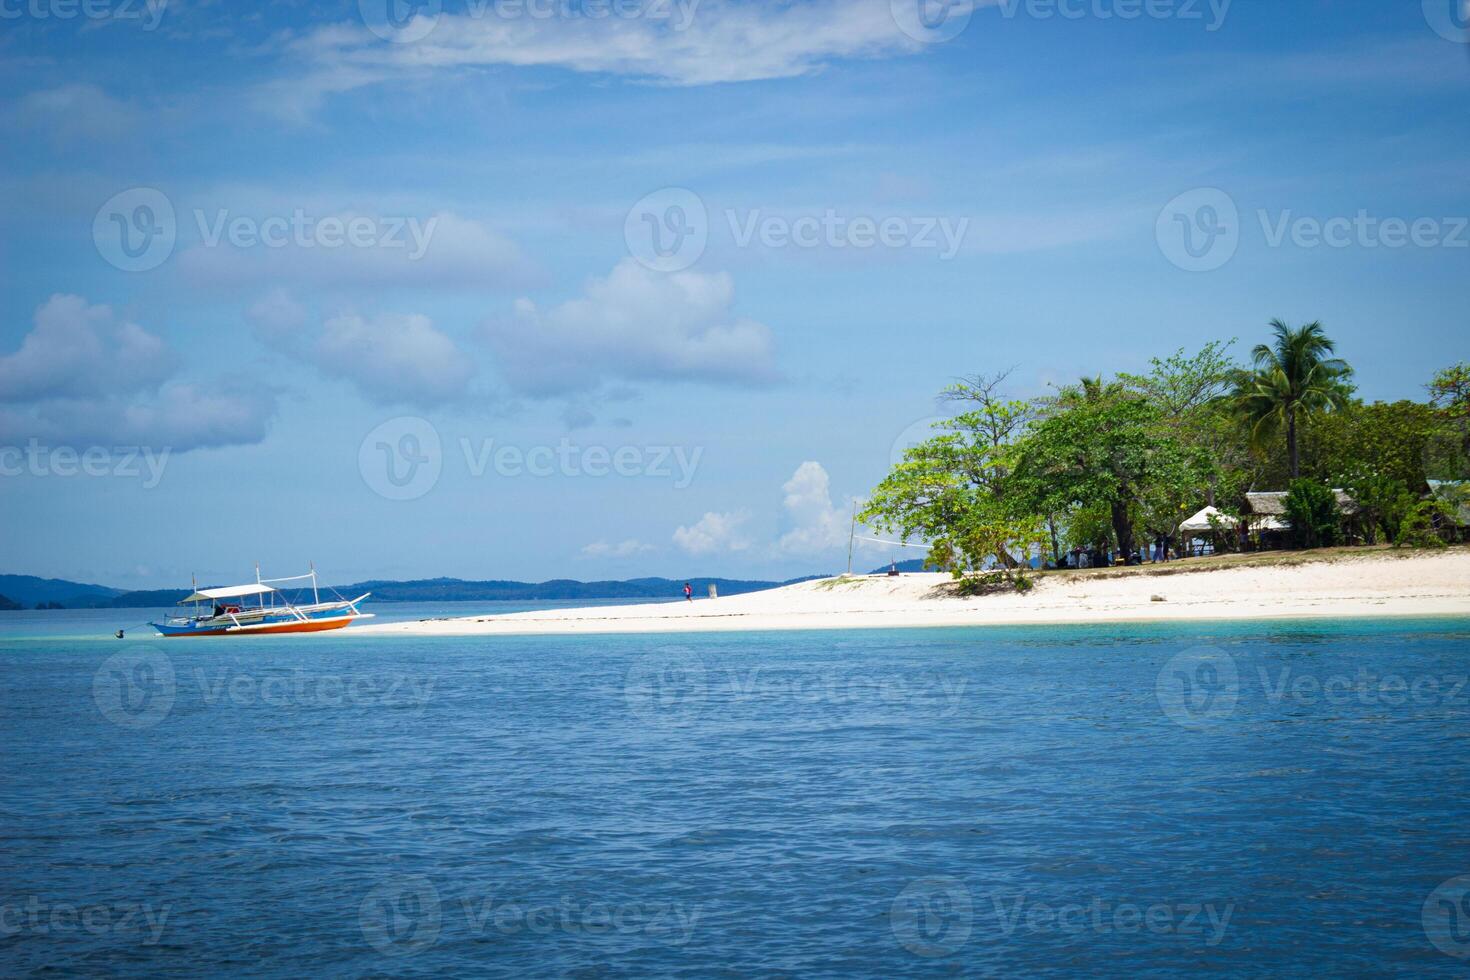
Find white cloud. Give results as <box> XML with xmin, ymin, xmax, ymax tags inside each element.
<box><xmin>315</xmin><ymin>312</ymin><xmax>475</xmax><ymax>407</ymax></box>
<box><xmin>673</xmin><ymin>510</ymin><xmax>750</xmax><ymax>556</ymax></box>
<box><xmin>246</xmin><ymin>288</ymin><xmax>310</xmax><ymax>341</ymax></box>
<box><xmin>777</xmin><ymin>460</ymin><xmax>852</xmax><ymax>554</ymax></box>
<box><xmin>484</xmin><ymin>258</ymin><xmax>777</xmax><ymax>396</ymax></box>
<box><xmin>270</xmin><ymin>0</ymin><xmax>924</xmax><ymax>118</ymax></box>
<box><xmin>11</xmin><ymin>83</ymin><xmax>142</xmax><ymax>143</ymax></box>
<box><xmin>582</xmin><ymin>539</ymin><xmax>655</xmax><ymax>558</ymax></box>
<box><xmin>177</xmin><ymin>211</ymin><xmax>538</xmax><ymax>290</ymax></box>
<box><xmin>0</xmin><ymin>295</ymin><xmax>276</xmax><ymax>451</ymax></box>
<box><xmin>0</xmin><ymin>294</ymin><xmax>173</xmax><ymax>402</ymax></box>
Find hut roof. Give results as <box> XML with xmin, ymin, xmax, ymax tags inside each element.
<box><xmin>1245</xmin><ymin>489</ymin><xmax>1357</xmax><ymax>515</ymax></box>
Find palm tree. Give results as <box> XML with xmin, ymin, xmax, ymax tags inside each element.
<box><xmin>1232</xmin><ymin>319</ymin><xmax>1354</xmax><ymax>479</ymax></box>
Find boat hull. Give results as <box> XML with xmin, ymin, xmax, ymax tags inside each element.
<box><xmin>151</xmin><ymin>613</ymin><xmax>369</xmax><ymax>637</ymax></box>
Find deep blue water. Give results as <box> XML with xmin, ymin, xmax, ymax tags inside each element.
<box><xmin>4</xmin><ymin>615</ymin><xmax>1470</xmax><ymax>976</ymax></box>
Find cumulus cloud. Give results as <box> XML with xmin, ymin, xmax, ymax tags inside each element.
<box><xmin>176</xmin><ymin>211</ymin><xmax>539</xmax><ymax>290</ymax></box>
<box><xmin>0</xmin><ymin>294</ymin><xmax>173</xmax><ymax>402</ymax></box>
<box><xmin>483</xmin><ymin>259</ymin><xmax>777</xmax><ymax>397</ymax></box>
<box><xmin>582</xmin><ymin>539</ymin><xmax>655</xmax><ymax>559</ymax></box>
<box><xmin>315</xmin><ymin>312</ymin><xmax>475</xmax><ymax>407</ymax></box>
<box><xmin>0</xmin><ymin>295</ymin><xmax>276</xmax><ymax>451</ymax></box>
<box><xmin>269</xmin><ymin>0</ymin><xmax>925</xmax><ymax>118</ymax></box>
<box><xmin>246</xmin><ymin>287</ymin><xmax>310</xmax><ymax>341</ymax></box>
<box><xmin>777</xmin><ymin>460</ymin><xmax>853</xmax><ymax>554</ymax></box>
<box><xmin>673</xmin><ymin>510</ymin><xmax>750</xmax><ymax>556</ymax></box>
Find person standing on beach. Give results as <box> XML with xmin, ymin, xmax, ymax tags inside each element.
<box><xmin>684</xmin><ymin>582</ymin><xmax>693</xmax><ymax>601</ymax></box>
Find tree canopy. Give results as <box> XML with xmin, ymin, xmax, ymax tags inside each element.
<box><xmin>863</xmin><ymin>322</ymin><xmax>1464</xmax><ymax>589</ymax></box>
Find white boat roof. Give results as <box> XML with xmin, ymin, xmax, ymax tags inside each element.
<box><xmin>181</xmin><ymin>583</ymin><xmax>278</xmax><ymax>603</ymax></box>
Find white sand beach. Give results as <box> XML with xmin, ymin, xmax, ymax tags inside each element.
<box><xmin>359</xmin><ymin>549</ymin><xmax>1470</xmax><ymax>637</ymax></box>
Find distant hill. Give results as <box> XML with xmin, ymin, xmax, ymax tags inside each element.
<box><xmin>101</xmin><ymin>575</ymin><xmax>829</xmax><ymax>608</ymax></box>
<box><xmin>867</xmin><ymin>559</ymin><xmax>930</xmax><ymax>574</ymax></box>
<box><xmin>0</xmin><ymin>575</ymin><xmax>122</xmax><ymax>609</ymax></box>
<box><xmin>0</xmin><ymin>593</ymin><xmax>20</xmax><ymax>611</ymax></box>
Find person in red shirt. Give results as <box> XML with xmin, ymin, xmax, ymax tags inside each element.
<box><xmin>684</xmin><ymin>582</ymin><xmax>693</xmax><ymax>601</ymax></box>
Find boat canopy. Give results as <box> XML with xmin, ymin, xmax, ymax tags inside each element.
<box><xmin>179</xmin><ymin>583</ymin><xmax>279</xmax><ymax>604</ymax></box>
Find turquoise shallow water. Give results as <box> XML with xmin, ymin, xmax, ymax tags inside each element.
<box><xmin>3</xmin><ymin>614</ymin><xmax>1470</xmax><ymax>976</ymax></box>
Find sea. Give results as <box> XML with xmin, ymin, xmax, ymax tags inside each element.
<box><xmin>3</xmin><ymin>605</ymin><xmax>1470</xmax><ymax>976</ymax></box>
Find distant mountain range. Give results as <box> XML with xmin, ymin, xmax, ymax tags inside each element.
<box><xmin>0</xmin><ymin>573</ymin><xmax>828</xmax><ymax>609</ymax></box>
<box><xmin>0</xmin><ymin>575</ymin><xmax>124</xmax><ymax>610</ymax></box>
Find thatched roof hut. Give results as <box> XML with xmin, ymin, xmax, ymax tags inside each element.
<box><xmin>1245</xmin><ymin>490</ymin><xmax>1357</xmax><ymax>517</ymax></box>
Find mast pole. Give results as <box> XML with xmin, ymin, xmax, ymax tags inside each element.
<box><xmin>847</xmin><ymin>500</ymin><xmax>857</xmax><ymax>576</ymax></box>
<box><xmin>311</xmin><ymin>562</ymin><xmax>319</xmax><ymax>605</ymax></box>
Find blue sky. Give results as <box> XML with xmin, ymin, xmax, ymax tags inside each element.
<box><xmin>1</xmin><ymin>0</ymin><xmax>1467</xmax><ymax>589</ymax></box>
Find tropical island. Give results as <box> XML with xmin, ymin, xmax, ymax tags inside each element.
<box><xmin>365</xmin><ymin>322</ymin><xmax>1470</xmax><ymax>637</ymax></box>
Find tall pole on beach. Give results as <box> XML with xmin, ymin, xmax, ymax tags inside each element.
<box><xmin>847</xmin><ymin>500</ymin><xmax>857</xmax><ymax>575</ymax></box>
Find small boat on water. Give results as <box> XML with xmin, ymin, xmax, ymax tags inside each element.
<box><xmin>149</xmin><ymin>568</ymin><xmax>372</xmax><ymax>637</ymax></box>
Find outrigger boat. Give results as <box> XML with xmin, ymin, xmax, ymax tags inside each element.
<box><xmin>150</xmin><ymin>567</ymin><xmax>372</xmax><ymax>637</ymax></box>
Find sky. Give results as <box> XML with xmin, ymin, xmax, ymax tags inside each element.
<box><xmin>0</xmin><ymin>0</ymin><xmax>1467</xmax><ymax>590</ymax></box>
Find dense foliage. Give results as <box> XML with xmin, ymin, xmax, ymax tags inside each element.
<box><xmin>863</xmin><ymin>324</ymin><xmax>1467</xmax><ymax>589</ymax></box>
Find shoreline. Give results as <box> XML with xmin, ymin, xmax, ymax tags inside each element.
<box><xmin>356</xmin><ymin>549</ymin><xmax>1470</xmax><ymax>638</ymax></box>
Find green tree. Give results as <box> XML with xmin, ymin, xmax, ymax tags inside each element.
<box><xmin>1014</xmin><ymin>393</ymin><xmax>1185</xmax><ymax>557</ymax></box>
<box><xmin>1428</xmin><ymin>362</ymin><xmax>1470</xmax><ymax>474</ymax></box>
<box><xmin>1343</xmin><ymin>471</ymin><xmax>1415</xmax><ymax>545</ymax></box>
<box><xmin>862</xmin><ymin>371</ymin><xmax>1042</xmax><ymax>582</ymax></box>
<box><xmin>1231</xmin><ymin>320</ymin><xmax>1354</xmax><ymax>479</ymax></box>
<box><xmin>1298</xmin><ymin>400</ymin><xmax>1444</xmax><ymax>491</ymax></box>
<box><xmin>1283</xmin><ymin>479</ymin><xmax>1340</xmax><ymax>549</ymax></box>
